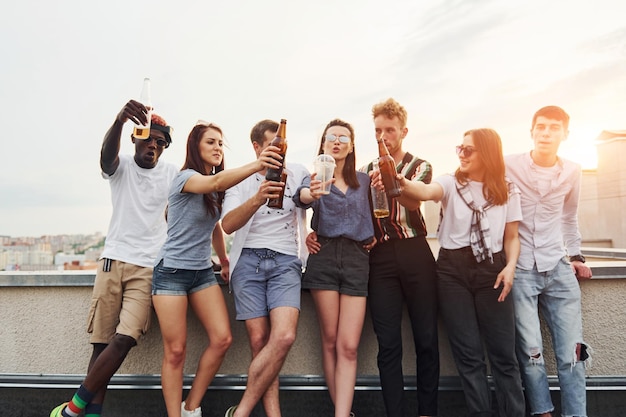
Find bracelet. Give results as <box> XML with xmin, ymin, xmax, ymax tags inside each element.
<box><xmin>219</xmin><ymin>258</ymin><xmax>230</xmax><ymax>265</ymax></box>
<box><xmin>569</xmin><ymin>254</ymin><xmax>586</xmax><ymax>263</ymax></box>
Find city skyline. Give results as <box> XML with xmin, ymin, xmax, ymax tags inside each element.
<box><xmin>2</xmin><ymin>0</ymin><xmax>625</xmax><ymax>236</ymax></box>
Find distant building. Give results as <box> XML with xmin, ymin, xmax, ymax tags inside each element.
<box><xmin>579</xmin><ymin>130</ymin><xmax>626</xmax><ymax>248</ymax></box>
<box><xmin>54</xmin><ymin>253</ymin><xmax>86</xmax><ymax>267</ymax></box>
<box><xmin>0</xmin><ymin>233</ymin><xmax>104</xmax><ymax>271</ymax></box>
<box><xmin>0</xmin><ymin>250</ymin><xmax>23</xmax><ymax>271</ymax></box>
<box><xmin>0</xmin><ymin>246</ymin><xmax>53</xmax><ymax>271</ymax></box>
<box><xmin>63</xmin><ymin>260</ymin><xmax>98</xmax><ymax>270</ymax></box>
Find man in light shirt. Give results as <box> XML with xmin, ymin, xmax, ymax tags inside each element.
<box><xmin>221</xmin><ymin>119</ymin><xmax>309</xmax><ymax>417</ymax></box>
<box><xmin>505</xmin><ymin>105</ymin><xmax>592</xmax><ymax>417</ymax></box>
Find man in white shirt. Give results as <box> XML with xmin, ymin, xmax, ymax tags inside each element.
<box><xmin>221</xmin><ymin>119</ymin><xmax>308</xmax><ymax>417</ymax></box>
<box><xmin>50</xmin><ymin>100</ymin><xmax>178</xmax><ymax>417</ymax></box>
<box><xmin>505</xmin><ymin>105</ymin><xmax>592</xmax><ymax>417</ymax></box>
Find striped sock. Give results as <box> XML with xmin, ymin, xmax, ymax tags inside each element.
<box><xmin>85</xmin><ymin>403</ymin><xmax>103</xmax><ymax>417</ymax></box>
<box><xmin>62</xmin><ymin>385</ymin><xmax>95</xmax><ymax>417</ymax></box>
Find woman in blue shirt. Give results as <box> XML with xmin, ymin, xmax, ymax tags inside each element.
<box><xmin>294</xmin><ymin>119</ymin><xmax>375</xmax><ymax>417</ymax></box>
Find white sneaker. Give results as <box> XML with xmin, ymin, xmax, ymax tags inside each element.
<box><xmin>224</xmin><ymin>405</ymin><xmax>237</xmax><ymax>417</ymax></box>
<box><xmin>181</xmin><ymin>401</ymin><xmax>202</xmax><ymax>417</ymax></box>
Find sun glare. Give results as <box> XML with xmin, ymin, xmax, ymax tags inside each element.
<box><xmin>559</xmin><ymin>127</ymin><xmax>600</xmax><ymax>170</ymax></box>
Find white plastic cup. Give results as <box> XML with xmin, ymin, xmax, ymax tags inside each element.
<box><xmin>313</xmin><ymin>154</ymin><xmax>336</xmax><ymax>195</ymax></box>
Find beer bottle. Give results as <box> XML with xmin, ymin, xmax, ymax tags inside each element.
<box><xmin>133</xmin><ymin>77</ymin><xmax>152</xmax><ymax>139</ymax></box>
<box><xmin>376</xmin><ymin>134</ymin><xmax>402</xmax><ymax>198</ymax></box>
<box><xmin>267</xmin><ymin>171</ymin><xmax>287</xmax><ymax>209</ymax></box>
<box><xmin>265</xmin><ymin>119</ymin><xmax>287</xmax><ymax>182</ymax></box>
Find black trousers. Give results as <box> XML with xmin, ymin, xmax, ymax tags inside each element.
<box><xmin>437</xmin><ymin>247</ymin><xmax>525</xmax><ymax>417</ymax></box>
<box><xmin>368</xmin><ymin>237</ymin><xmax>439</xmax><ymax>417</ymax></box>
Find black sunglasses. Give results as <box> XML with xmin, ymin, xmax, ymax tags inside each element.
<box><xmin>142</xmin><ymin>136</ymin><xmax>169</xmax><ymax>148</ymax></box>
<box><xmin>456</xmin><ymin>145</ymin><xmax>476</xmax><ymax>158</ymax></box>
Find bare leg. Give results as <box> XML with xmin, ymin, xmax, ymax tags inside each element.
<box><xmin>84</xmin><ymin>334</ymin><xmax>136</xmax><ymax>405</ymax></box>
<box><xmin>312</xmin><ymin>291</ymin><xmax>366</xmax><ymax>417</ymax></box>
<box><xmin>334</xmin><ymin>294</ymin><xmax>366</xmax><ymax>417</ymax></box>
<box><xmin>310</xmin><ymin>290</ymin><xmax>340</xmax><ymax>405</ymax></box>
<box><xmin>243</xmin><ymin>315</ymin><xmax>282</xmax><ymax>417</ymax></box>
<box><xmin>234</xmin><ymin>307</ymin><xmax>299</xmax><ymax>417</ymax></box>
<box><xmin>153</xmin><ymin>294</ymin><xmax>189</xmax><ymax>417</ymax></box>
<box><xmin>184</xmin><ymin>286</ymin><xmax>232</xmax><ymax>410</ymax></box>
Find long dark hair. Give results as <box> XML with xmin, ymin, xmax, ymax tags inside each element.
<box><xmin>181</xmin><ymin>123</ymin><xmax>225</xmax><ymax>216</ymax></box>
<box><xmin>317</xmin><ymin>119</ymin><xmax>359</xmax><ymax>189</ymax></box>
<box><xmin>455</xmin><ymin>128</ymin><xmax>508</xmax><ymax>206</ymax></box>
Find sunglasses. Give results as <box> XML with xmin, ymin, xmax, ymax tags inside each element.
<box><xmin>456</xmin><ymin>145</ymin><xmax>477</xmax><ymax>158</ymax></box>
<box><xmin>325</xmin><ymin>134</ymin><xmax>351</xmax><ymax>144</ymax></box>
<box><xmin>196</xmin><ymin>119</ymin><xmax>219</xmax><ymax>128</ymax></box>
<box><xmin>142</xmin><ymin>136</ymin><xmax>169</xmax><ymax>148</ymax></box>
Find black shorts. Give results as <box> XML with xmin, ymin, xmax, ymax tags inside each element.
<box><xmin>302</xmin><ymin>236</ymin><xmax>369</xmax><ymax>296</ymax></box>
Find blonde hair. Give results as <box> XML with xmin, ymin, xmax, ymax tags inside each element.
<box><xmin>371</xmin><ymin>98</ymin><xmax>407</xmax><ymax>127</ymax></box>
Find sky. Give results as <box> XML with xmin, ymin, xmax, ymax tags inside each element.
<box><xmin>1</xmin><ymin>0</ymin><xmax>625</xmax><ymax>237</ymax></box>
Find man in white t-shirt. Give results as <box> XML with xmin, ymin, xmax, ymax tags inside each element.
<box><xmin>221</xmin><ymin>119</ymin><xmax>308</xmax><ymax>417</ymax></box>
<box><xmin>51</xmin><ymin>100</ymin><xmax>178</xmax><ymax>417</ymax></box>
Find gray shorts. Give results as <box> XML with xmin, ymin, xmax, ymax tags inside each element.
<box><xmin>302</xmin><ymin>236</ymin><xmax>369</xmax><ymax>296</ymax></box>
<box><xmin>231</xmin><ymin>248</ymin><xmax>302</xmax><ymax>321</ymax></box>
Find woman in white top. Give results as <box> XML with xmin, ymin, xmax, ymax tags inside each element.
<box><xmin>394</xmin><ymin>128</ymin><xmax>526</xmax><ymax>417</ymax></box>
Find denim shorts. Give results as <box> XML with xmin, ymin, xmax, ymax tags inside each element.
<box><xmin>152</xmin><ymin>259</ymin><xmax>218</xmax><ymax>296</ymax></box>
<box><xmin>302</xmin><ymin>236</ymin><xmax>369</xmax><ymax>296</ymax></box>
<box><xmin>230</xmin><ymin>248</ymin><xmax>302</xmax><ymax>321</ymax></box>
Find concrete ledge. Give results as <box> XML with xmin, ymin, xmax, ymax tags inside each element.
<box><xmin>2</xmin><ymin>265</ymin><xmax>626</xmax><ymax>385</ymax></box>
<box><xmin>2</xmin><ymin>259</ymin><xmax>624</xmax><ymax>287</ymax></box>
<box><xmin>0</xmin><ymin>271</ymin><xmax>96</xmax><ymax>287</ymax></box>
<box><xmin>584</xmin><ymin>247</ymin><xmax>626</xmax><ymax>260</ymax></box>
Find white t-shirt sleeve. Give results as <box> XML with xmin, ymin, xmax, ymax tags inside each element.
<box><xmin>221</xmin><ymin>181</ymin><xmax>245</xmax><ymax>220</ymax></box>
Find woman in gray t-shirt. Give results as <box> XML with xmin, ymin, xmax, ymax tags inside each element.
<box><xmin>152</xmin><ymin>121</ymin><xmax>281</xmax><ymax>417</ymax></box>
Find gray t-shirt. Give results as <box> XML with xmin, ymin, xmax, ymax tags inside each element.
<box><xmin>156</xmin><ymin>169</ymin><xmax>220</xmax><ymax>270</ymax></box>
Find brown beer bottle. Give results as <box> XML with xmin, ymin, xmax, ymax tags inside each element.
<box><xmin>267</xmin><ymin>171</ymin><xmax>287</xmax><ymax>209</ymax></box>
<box><xmin>265</xmin><ymin>119</ymin><xmax>287</xmax><ymax>182</ymax></box>
<box><xmin>376</xmin><ymin>134</ymin><xmax>402</xmax><ymax>198</ymax></box>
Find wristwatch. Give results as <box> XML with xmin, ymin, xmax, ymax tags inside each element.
<box><xmin>569</xmin><ymin>254</ymin><xmax>586</xmax><ymax>263</ymax></box>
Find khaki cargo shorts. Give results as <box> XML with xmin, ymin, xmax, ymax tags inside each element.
<box><xmin>87</xmin><ymin>259</ymin><xmax>153</xmax><ymax>344</ymax></box>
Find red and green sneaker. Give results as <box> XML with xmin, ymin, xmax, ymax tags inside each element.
<box><xmin>50</xmin><ymin>402</ymin><xmax>68</xmax><ymax>417</ymax></box>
